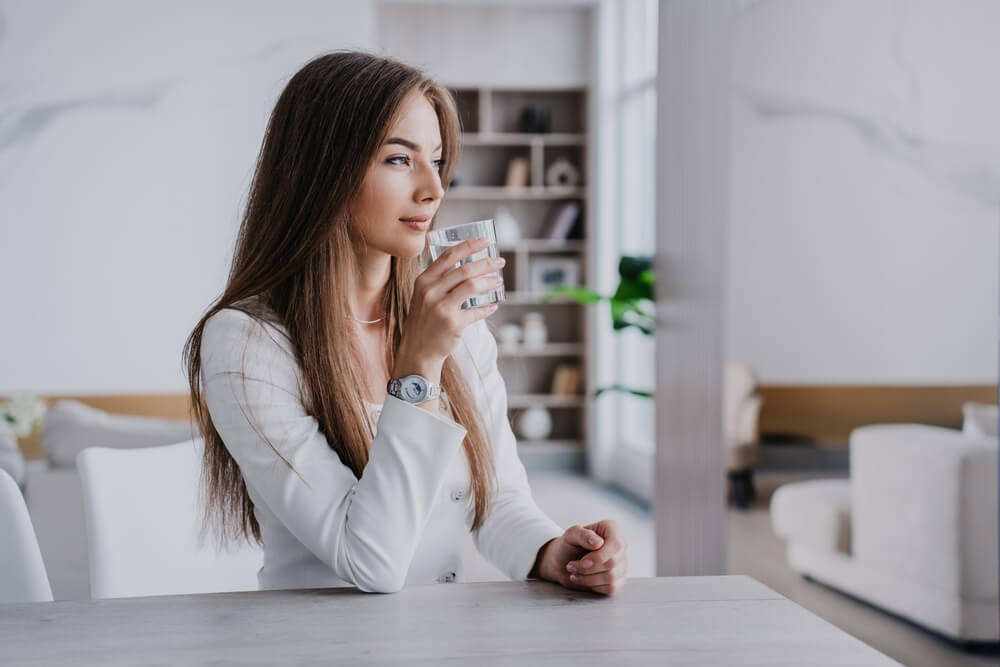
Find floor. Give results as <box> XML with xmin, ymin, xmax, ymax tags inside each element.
<box><xmin>494</xmin><ymin>470</ymin><xmax>1000</xmax><ymax>667</ymax></box>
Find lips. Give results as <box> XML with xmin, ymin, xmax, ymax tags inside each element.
<box><xmin>400</xmin><ymin>216</ymin><xmax>431</xmax><ymax>231</ymax></box>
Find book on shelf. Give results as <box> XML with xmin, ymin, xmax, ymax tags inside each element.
<box><xmin>543</xmin><ymin>200</ymin><xmax>582</xmax><ymax>240</ymax></box>
<box><xmin>550</xmin><ymin>364</ymin><xmax>583</xmax><ymax>396</ymax></box>
<box><xmin>504</xmin><ymin>157</ymin><xmax>530</xmax><ymax>188</ymax></box>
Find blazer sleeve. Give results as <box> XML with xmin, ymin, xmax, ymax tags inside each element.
<box><xmin>200</xmin><ymin>308</ymin><xmax>467</xmax><ymax>593</ymax></box>
<box><xmin>465</xmin><ymin>321</ymin><xmax>565</xmax><ymax>581</ymax></box>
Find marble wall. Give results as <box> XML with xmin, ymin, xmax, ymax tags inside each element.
<box><xmin>0</xmin><ymin>1</ymin><xmax>375</xmax><ymax>393</ymax></box>
<box><xmin>727</xmin><ymin>0</ymin><xmax>999</xmax><ymax>383</ymax></box>
<box><xmin>2</xmin><ymin>0</ymin><xmax>995</xmax><ymax>392</ymax></box>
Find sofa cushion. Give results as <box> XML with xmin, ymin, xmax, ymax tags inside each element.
<box><xmin>42</xmin><ymin>401</ymin><xmax>194</xmax><ymax>468</ymax></box>
<box><xmin>771</xmin><ymin>478</ymin><xmax>851</xmax><ymax>555</ymax></box>
<box><xmin>962</xmin><ymin>401</ymin><xmax>998</xmax><ymax>439</ymax></box>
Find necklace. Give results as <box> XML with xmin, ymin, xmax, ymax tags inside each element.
<box><xmin>346</xmin><ymin>314</ymin><xmax>386</xmax><ymax>324</ymax></box>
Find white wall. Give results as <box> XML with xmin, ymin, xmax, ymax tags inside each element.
<box><xmin>727</xmin><ymin>0</ymin><xmax>999</xmax><ymax>384</ymax></box>
<box><xmin>0</xmin><ymin>1</ymin><xmax>375</xmax><ymax>393</ymax></box>
<box><xmin>376</xmin><ymin>2</ymin><xmax>589</xmax><ymax>87</ymax></box>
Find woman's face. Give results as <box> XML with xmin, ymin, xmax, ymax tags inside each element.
<box><xmin>350</xmin><ymin>89</ymin><xmax>446</xmax><ymax>259</ymax></box>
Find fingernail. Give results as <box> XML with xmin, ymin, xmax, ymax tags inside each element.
<box><xmin>569</xmin><ymin>574</ymin><xmax>579</xmax><ymax>583</ymax></box>
<box><xmin>566</xmin><ymin>563</ymin><xmax>576</xmax><ymax>573</ymax></box>
<box><xmin>582</xmin><ymin>559</ymin><xmax>593</xmax><ymax>569</ymax></box>
<box><xmin>495</xmin><ymin>257</ymin><xmax>506</xmax><ymax>266</ymax></box>
<box><xmin>588</xmin><ymin>536</ymin><xmax>601</xmax><ymax>546</ymax></box>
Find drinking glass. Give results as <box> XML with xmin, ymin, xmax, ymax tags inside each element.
<box><xmin>427</xmin><ymin>219</ymin><xmax>505</xmax><ymax>309</ymax></box>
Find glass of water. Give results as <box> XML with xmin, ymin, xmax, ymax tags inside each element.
<box><xmin>427</xmin><ymin>219</ymin><xmax>505</xmax><ymax>309</ymax></box>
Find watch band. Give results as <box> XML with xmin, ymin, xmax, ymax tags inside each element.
<box><xmin>386</xmin><ymin>374</ymin><xmax>441</xmax><ymax>405</ymax></box>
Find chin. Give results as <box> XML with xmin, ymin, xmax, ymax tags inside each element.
<box><xmin>385</xmin><ymin>237</ymin><xmax>426</xmax><ymax>259</ymax></box>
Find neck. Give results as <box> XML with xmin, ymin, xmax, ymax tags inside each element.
<box><xmin>348</xmin><ymin>247</ymin><xmax>392</xmax><ymax>323</ymax></box>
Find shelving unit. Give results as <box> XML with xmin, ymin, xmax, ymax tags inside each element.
<box><xmin>446</xmin><ymin>186</ymin><xmax>585</xmax><ymax>201</ymax></box>
<box><xmin>498</xmin><ymin>343</ymin><xmax>585</xmax><ymax>357</ymax></box>
<box><xmin>439</xmin><ymin>87</ymin><xmax>590</xmax><ymax>460</ymax></box>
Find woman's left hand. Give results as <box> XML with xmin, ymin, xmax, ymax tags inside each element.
<box><xmin>534</xmin><ymin>520</ymin><xmax>628</xmax><ymax>595</ymax></box>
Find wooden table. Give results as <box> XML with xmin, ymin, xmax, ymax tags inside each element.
<box><xmin>2</xmin><ymin>576</ymin><xmax>897</xmax><ymax>665</ymax></box>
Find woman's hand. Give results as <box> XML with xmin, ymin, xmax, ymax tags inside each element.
<box><xmin>533</xmin><ymin>520</ymin><xmax>629</xmax><ymax>596</ymax></box>
<box><xmin>393</xmin><ymin>237</ymin><xmax>504</xmax><ymax>382</ymax></box>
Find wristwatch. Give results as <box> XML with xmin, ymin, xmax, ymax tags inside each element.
<box><xmin>387</xmin><ymin>374</ymin><xmax>441</xmax><ymax>405</ymax></box>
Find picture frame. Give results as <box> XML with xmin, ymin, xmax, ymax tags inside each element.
<box><xmin>529</xmin><ymin>257</ymin><xmax>580</xmax><ymax>294</ymax></box>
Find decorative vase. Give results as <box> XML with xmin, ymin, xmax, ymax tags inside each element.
<box><xmin>545</xmin><ymin>157</ymin><xmax>581</xmax><ymax>188</ymax></box>
<box><xmin>493</xmin><ymin>206</ymin><xmax>521</xmax><ymax>246</ymax></box>
<box><xmin>521</xmin><ymin>312</ymin><xmax>548</xmax><ymax>348</ymax></box>
<box><xmin>497</xmin><ymin>323</ymin><xmax>522</xmax><ymax>351</ymax></box>
<box><xmin>517</xmin><ymin>407</ymin><xmax>553</xmax><ymax>440</ymax></box>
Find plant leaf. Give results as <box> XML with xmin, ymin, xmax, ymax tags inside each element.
<box><xmin>619</xmin><ymin>256</ymin><xmax>653</xmax><ymax>280</ymax></box>
<box><xmin>595</xmin><ymin>384</ymin><xmax>654</xmax><ymax>399</ymax></box>
<box><xmin>540</xmin><ymin>285</ymin><xmax>604</xmax><ymax>304</ymax></box>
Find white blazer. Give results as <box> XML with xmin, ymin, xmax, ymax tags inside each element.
<box><xmin>200</xmin><ymin>307</ymin><xmax>563</xmax><ymax>593</ymax></box>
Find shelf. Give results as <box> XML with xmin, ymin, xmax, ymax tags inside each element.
<box><xmin>498</xmin><ymin>343</ymin><xmax>585</xmax><ymax>357</ymax></box>
<box><xmin>498</xmin><ymin>239</ymin><xmax>585</xmax><ymax>253</ymax></box>
<box><xmin>462</xmin><ymin>132</ymin><xmax>586</xmax><ymax>146</ymax></box>
<box><xmin>447</xmin><ymin>186</ymin><xmax>585</xmax><ymax>200</ymax></box>
<box><xmin>516</xmin><ymin>439</ymin><xmax>584</xmax><ymax>450</ymax></box>
<box><xmin>507</xmin><ymin>394</ymin><xmax>585</xmax><ymax>408</ymax></box>
<box><xmin>502</xmin><ymin>291</ymin><xmax>582</xmax><ymax>305</ymax></box>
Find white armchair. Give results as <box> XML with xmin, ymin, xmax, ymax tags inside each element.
<box><xmin>772</xmin><ymin>410</ymin><xmax>999</xmax><ymax>642</ymax></box>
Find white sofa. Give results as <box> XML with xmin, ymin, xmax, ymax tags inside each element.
<box><xmin>771</xmin><ymin>415</ymin><xmax>999</xmax><ymax>643</ymax></box>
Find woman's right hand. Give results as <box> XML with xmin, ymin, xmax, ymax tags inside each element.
<box><xmin>393</xmin><ymin>237</ymin><xmax>504</xmax><ymax>384</ymax></box>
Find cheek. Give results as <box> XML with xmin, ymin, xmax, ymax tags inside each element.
<box><xmin>354</xmin><ymin>174</ymin><xmax>405</xmax><ymax>224</ymax></box>
<box><xmin>351</xmin><ymin>183</ymin><xmax>384</xmax><ymax>231</ymax></box>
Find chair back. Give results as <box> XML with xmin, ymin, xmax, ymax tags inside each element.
<box><xmin>77</xmin><ymin>440</ymin><xmax>262</xmax><ymax>599</ymax></box>
<box><xmin>0</xmin><ymin>468</ymin><xmax>53</xmax><ymax>603</ymax></box>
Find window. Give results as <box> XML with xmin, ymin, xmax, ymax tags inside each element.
<box><xmin>614</xmin><ymin>0</ymin><xmax>657</xmax><ymax>457</ymax></box>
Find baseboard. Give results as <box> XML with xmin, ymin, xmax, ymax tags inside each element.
<box><xmin>759</xmin><ymin>443</ymin><xmax>849</xmax><ymax>472</ymax></box>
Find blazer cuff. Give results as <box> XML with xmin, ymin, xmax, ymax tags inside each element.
<box><xmin>513</xmin><ymin>519</ymin><xmax>565</xmax><ymax>581</ymax></box>
<box><xmin>377</xmin><ymin>394</ymin><xmax>468</xmax><ymax>440</ymax></box>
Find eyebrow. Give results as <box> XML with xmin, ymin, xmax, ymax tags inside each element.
<box><xmin>384</xmin><ymin>137</ymin><xmax>443</xmax><ymax>152</ymax></box>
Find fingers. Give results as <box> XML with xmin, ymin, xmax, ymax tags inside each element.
<box><xmin>567</xmin><ymin>552</ymin><xmax>626</xmax><ymax>577</ymax></box>
<box><xmin>424</xmin><ymin>237</ymin><xmax>491</xmax><ymax>280</ymax></box>
<box><xmin>564</xmin><ymin>524</ymin><xmax>605</xmax><ymax>551</ymax></box>
<box><xmin>436</xmin><ymin>256</ymin><xmax>504</xmax><ymax>298</ymax></box>
<box><xmin>559</xmin><ymin>520</ymin><xmax>629</xmax><ymax>595</ymax></box>
<box><xmin>568</xmin><ymin>560</ymin><xmax>628</xmax><ymax>590</ymax></box>
<box><xmin>444</xmin><ymin>270</ymin><xmax>504</xmax><ymax>310</ymax></box>
<box><xmin>584</xmin><ymin>519</ymin><xmax>626</xmax><ymax>564</ymax></box>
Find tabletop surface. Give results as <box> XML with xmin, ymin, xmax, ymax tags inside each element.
<box><xmin>2</xmin><ymin>575</ymin><xmax>898</xmax><ymax>666</ymax></box>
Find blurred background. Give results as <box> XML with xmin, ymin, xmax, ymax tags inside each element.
<box><xmin>1</xmin><ymin>1</ymin><xmax>997</xmax><ymax>664</ymax></box>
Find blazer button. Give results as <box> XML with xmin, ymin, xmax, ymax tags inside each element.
<box><xmin>450</xmin><ymin>488</ymin><xmax>467</xmax><ymax>502</ymax></box>
<box><xmin>437</xmin><ymin>572</ymin><xmax>456</xmax><ymax>583</ymax></box>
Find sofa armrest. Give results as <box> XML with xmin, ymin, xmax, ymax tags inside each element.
<box><xmin>850</xmin><ymin>424</ymin><xmax>998</xmax><ymax>601</ymax></box>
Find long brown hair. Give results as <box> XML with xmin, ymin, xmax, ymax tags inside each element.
<box><xmin>183</xmin><ymin>51</ymin><xmax>495</xmax><ymax>545</ymax></box>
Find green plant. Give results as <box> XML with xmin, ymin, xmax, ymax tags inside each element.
<box><xmin>541</xmin><ymin>255</ymin><xmax>654</xmax><ymax>398</ymax></box>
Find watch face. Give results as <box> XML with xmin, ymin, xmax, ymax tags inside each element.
<box><xmin>401</xmin><ymin>375</ymin><xmax>428</xmax><ymax>402</ymax></box>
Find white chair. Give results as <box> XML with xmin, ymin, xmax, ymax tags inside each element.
<box><xmin>77</xmin><ymin>440</ymin><xmax>263</xmax><ymax>599</ymax></box>
<box><xmin>0</xmin><ymin>468</ymin><xmax>53</xmax><ymax>603</ymax></box>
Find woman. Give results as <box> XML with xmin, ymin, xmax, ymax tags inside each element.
<box><xmin>184</xmin><ymin>51</ymin><xmax>628</xmax><ymax>594</ymax></box>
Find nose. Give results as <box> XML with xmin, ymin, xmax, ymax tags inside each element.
<box><xmin>414</xmin><ymin>160</ymin><xmax>445</xmax><ymax>203</ymax></box>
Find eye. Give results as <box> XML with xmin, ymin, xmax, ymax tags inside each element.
<box><xmin>433</xmin><ymin>158</ymin><xmax>446</xmax><ymax>170</ymax></box>
<box><xmin>387</xmin><ymin>155</ymin><xmax>410</xmax><ymax>166</ymax></box>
